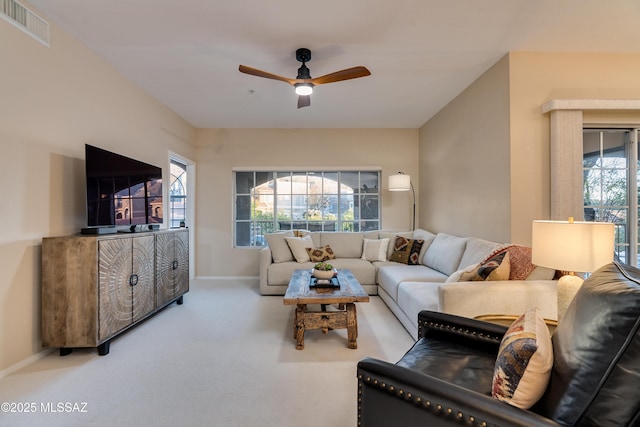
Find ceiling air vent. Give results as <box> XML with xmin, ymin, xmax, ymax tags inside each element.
<box><xmin>1</xmin><ymin>0</ymin><xmax>49</xmax><ymax>46</ymax></box>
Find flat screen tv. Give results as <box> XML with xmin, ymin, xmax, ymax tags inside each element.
<box><xmin>85</xmin><ymin>144</ymin><xmax>163</xmax><ymax>228</ymax></box>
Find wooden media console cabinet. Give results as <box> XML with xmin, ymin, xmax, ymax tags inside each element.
<box><xmin>41</xmin><ymin>229</ymin><xmax>189</xmax><ymax>355</ymax></box>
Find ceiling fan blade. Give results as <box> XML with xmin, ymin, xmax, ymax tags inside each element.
<box><xmin>239</xmin><ymin>65</ymin><xmax>297</xmax><ymax>85</ymax></box>
<box><xmin>297</xmin><ymin>95</ymin><xmax>311</xmax><ymax>109</ymax></box>
<box><xmin>310</xmin><ymin>66</ymin><xmax>371</xmax><ymax>85</ymax></box>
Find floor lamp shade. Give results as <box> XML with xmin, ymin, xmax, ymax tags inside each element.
<box><xmin>532</xmin><ymin>219</ymin><xmax>615</xmax><ymax>320</ymax></box>
<box><xmin>388</xmin><ymin>174</ymin><xmax>411</xmax><ymax>191</ymax></box>
<box><xmin>388</xmin><ymin>172</ymin><xmax>415</xmax><ymax>230</ymax></box>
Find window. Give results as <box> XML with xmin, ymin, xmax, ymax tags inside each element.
<box><xmin>234</xmin><ymin>170</ymin><xmax>381</xmax><ymax>247</ymax></box>
<box><xmin>169</xmin><ymin>159</ymin><xmax>188</xmax><ymax>228</ymax></box>
<box><xmin>583</xmin><ymin>129</ymin><xmax>638</xmax><ymax>267</ymax></box>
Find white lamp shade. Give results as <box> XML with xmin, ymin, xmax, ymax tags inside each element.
<box><xmin>388</xmin><ymin>174</ymin><xmax>411</xmax><ymax>191</ymax></box>
<box><xmin>531</xmin><ymin>220</ymin><xmax>615</xmax><ymax>273</ymax></box>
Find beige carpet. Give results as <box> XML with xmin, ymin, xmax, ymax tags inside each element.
<box><xmin>0</xmin><ymin>279</ymin><xmax>414</xmax><ymax>427</ymax></box>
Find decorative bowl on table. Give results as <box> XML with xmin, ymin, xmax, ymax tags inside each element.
<box><xmin>312</xmin><ymin>262</ymin><xmax>335</xmax><ymax>280</ymax></box>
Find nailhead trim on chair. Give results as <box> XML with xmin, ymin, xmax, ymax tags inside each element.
<box><xmin>357</xmin><ymin>373</ymin><xmax>494</xmax><ymax>427</ymax></box>
<box><xmin>418</xmin><ymin>319</ymin><xmax>503</xmax><ymax>342</ymax></box>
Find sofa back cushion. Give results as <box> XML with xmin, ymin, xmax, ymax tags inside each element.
<box><xmin>536</xmin><ymin>262</ymin><xmax>640</xmax><ymax>426</ymax></box>
<box><xmin>458</xmin><ymin>237</ymin><xmax>506</xmax><ymax>271</ymax></box>
<box><xmin>320</xmin><ymin>232</ymin><xmax>364</xmax><ymax>258</ymax></box>
<box><xmin>265</xmin><ymin>231</ymin><xmax>295</xmax><ymax>263</ymax></box>
<box><xmin>412</xmin><ymin>228</ymin><xmax>436</xmax><ymax>265</ymax></box>
<box><xmin>423</xmin><ymin>233</ymin><xmax>468</xmax><ymax>276</ymax></box>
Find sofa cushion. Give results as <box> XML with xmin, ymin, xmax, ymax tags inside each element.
<box><xmin>361</xmin><ymin>238</ymin><xmax>389</xmax><ymax>262</ymax></box>
<box><xmin>320</xmin><ymin>232</ymin><xmax>364</xmax><ymax>258</ymax></box>
<box><xmin>268</xmin><ymin>261</ymin><xmax>314</xmax><ymax>285</ymax></box>
<box><xmin>265</xmin><ymin>231</ymin><xmax>295</xmax><ymax>263</ymax></box>
<box><xmin>492</xmin><ymin>307</ymin><xmax>553</xmax><ymax>409</ymax></box>
<box><xmin>525</xmin><ymin>265</ymin><xmax>556</xmax><ymax>281</ymax></box>
<box><xmin>460</xmin><ymin>251</ymin><xmax>510</xmax><ymax>281</ymax></box>
<box><xmin>268</xmin><ymin>259</ymin><xmax>376</xmax><ymax>287</ymax></box>
<box><xmin>305</xmin><ymin>245</ymin><xmax>336</xmax><ymax>262</ymax></box>
<box><xmin>423</xmin><ymin>233</ymin><xmax>468</xmax><ymax>276</ymax></box>
<box><xmin>329</xmin><ymin>259</ymin><xmax>377</xmax><ymax>285</ymax></box>
<box><xmin>412</xmin><ymin>229</ymin><xmax>436</xmax><ymax>264</ymax></box>
<box><xmin>389</xmin><ymin>236</ymin><xmax>424</xmax><ymax>265</ymax></box>
<box><xmin>363</xmin><ymin>230</ymin><xmax>381</xmax><ymax>240</ymax></box>
<box><xmin>378</xmin><ymin>264</ymin><xmax>448</xmax><ymax>301</ymax></box>
<box><xmin>458</xmin><ymin>237</ymin><xmax>506</xmax><ymax>271</ymax></box>
<box><xmin>397</xmin><ymin>282</ymin><xmax>441</xmax><ymax>327</ymax></box>
<box><xmin>285</xmin><ymin>235</ymin><xmax>314</xmax><ymax>262</ymax></box>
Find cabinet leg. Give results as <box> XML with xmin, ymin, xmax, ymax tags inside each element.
<box><xmin>59</xmin><ymin>348</ymin><xmax>72</xmax><ymax>356</ymax></box>
<box><xmin>98</xmin><ymin>341</ymin><xmax>110</xmax><ymax>356</ymax></box>
<box><xmin>176</xmin><ymin>296</ymin><xmax>184</xmax><ymax>305</ymax></box>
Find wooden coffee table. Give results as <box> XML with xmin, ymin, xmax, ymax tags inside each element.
<box><xmin>283</xmin><ymin>269</ymin><xmax>370</xmax><ymax>350</ymax></box>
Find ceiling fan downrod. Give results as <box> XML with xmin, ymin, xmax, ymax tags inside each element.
<box><xmin>296</xmin><ymin>48</ymin><xmax>312</xmax><ymax>79</ymax></box>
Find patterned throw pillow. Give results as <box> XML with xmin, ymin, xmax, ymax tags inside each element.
<box><xmin>503</xmin><ymin>245</ymin><xmax>536</xmax><ymax>280</ymax></box>
<box><xmin>293</xmin><ymin>229</ymin><xmax>310</xmax><ymax>237</ymax></box>
<box><xmin>460</xmin><ymin>251</ymin><xmax>510</xmax><ymax>281</ymax></box>
<box><xmin>305</xmin><ymin>245</ymin><xmax>336</xmax><ymax>262</ymax></box>
<box><xmin>389</xmin><ymin>236</ymin><xmax>424</xmax><ymax>265</ymax></box>
<box><xmin>492</xmin><ymin>307</ymin><xmax>553</xmax><ymax>409</ymax></box>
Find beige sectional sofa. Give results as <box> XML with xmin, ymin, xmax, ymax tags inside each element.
<box><xmin>259</xmin><ymin>230</ymin><xmax>391</xmax><ymax>296</ymax></box>
<box><xmin>259</xmin><ymin>229</ymin><xmax>557</xmax><ymax>338</ymax></box>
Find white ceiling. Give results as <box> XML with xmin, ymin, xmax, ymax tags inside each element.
<box><xmin>28</xmin><ymin>0</ymin><xmax>640</xmax><ymax>129</ymax></box>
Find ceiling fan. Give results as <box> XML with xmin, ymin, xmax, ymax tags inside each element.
<box><xmin>239</xmin><ymin>48</ymin><xmax>371</xmax><ymax>108</ymax></box>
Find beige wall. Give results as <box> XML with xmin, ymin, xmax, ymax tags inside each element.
<box><xmin>419</xmin><ymin>55</ymin><xmax>512</xmax><ymax>243</ymax></box>
<box><xmin>194</xmin><ymin>128</ymin><xmax>419</xmax><ymax>277</ymax></box>
<box><xmin>509</xmin><ymin>52</ymin><xmax>640</xmax><ymax>243</ymax></box>
<box><xmin>0</xmin><ymin>4</ymin><xmax>196</xmax><ymax>374</ymax></box>
<box><xmin>419</xmin><ymin>51</ymin><xmax>640</xmax><ymax>247</ymax></box>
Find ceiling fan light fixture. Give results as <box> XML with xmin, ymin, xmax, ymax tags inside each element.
<box><xmin>294</xmin><ymin>83</ymin><xmax>313</xmax><ymax>96</ymax></box>
<box><xmin>239</xmin><ymin>48</ymin><xmax>370</xmax><ymax>107</ymax></box>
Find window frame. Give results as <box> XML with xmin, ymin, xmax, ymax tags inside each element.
<box><xmin>233</xmin><ymin>169</ymin><xmax>381</xmax><ymax>248</ymax></box>
<box><xmin>169</xmin><ymin>158</ymin><xmax>188</xmax><ymax>229</ymax></box>
<box><xmin>583</xmin><ymin>128</ymin><xmax>639</xmax><ymax>267</ymax></box>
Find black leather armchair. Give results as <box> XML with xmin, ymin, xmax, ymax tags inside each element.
<box><xmin>357</xmin><ymin>262</ymin><xmax>640</xmax><ymax>426</ymax></box>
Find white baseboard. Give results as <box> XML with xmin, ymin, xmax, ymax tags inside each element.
<box><xmin>0</xmin><ymin>348</ymin><xmax>55</xmax><ymax>380</ymax></box>
<box><xmin>193</xmin><ymin>276</ymin><xmax>258</xmax><ymax>284</ymax></box>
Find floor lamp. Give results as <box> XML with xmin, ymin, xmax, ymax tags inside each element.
<box><xmin>531</xmin><ymin>218</ymin><xmax>615</xmax><ymax>321</ymax></box>
<box><xmin>388</xmin><ymin>172</ymin><xmax>415</xmax><ymax>230</ymax></box>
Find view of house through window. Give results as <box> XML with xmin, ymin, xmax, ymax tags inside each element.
<box><xmin>583</xmin><ymin>128</ymin><xmax>638</xmax><ymax>267</ymax></box>
<box><xmin>170</xmin><ymin>159</ymin><xmax>187</xmax><ymax>228</ymax></box>
<box><xmin>234</xmin><ymin>170</ymin><xmax>380</xmax><ymax>247</ymax></box>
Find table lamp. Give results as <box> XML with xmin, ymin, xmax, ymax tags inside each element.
<box><xmin>531</xmin><ymin>218</ymin><xmax>615</xmax><ymax>321</ymax></box>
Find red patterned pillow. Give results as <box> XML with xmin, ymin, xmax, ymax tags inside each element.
<box><xmin>389</xmin><ymin>236</ymin><xmax>424</xmax><ymax>265</ymax></box>
<box><xmin>482</xmin><ymin>245</ymin><xmax>535</xmax><ymax>280</ymax></box>
<box><xmin>503</xmin><ymin>245</ymin><xmax>535</xmax><ymax>280</ymax></box>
